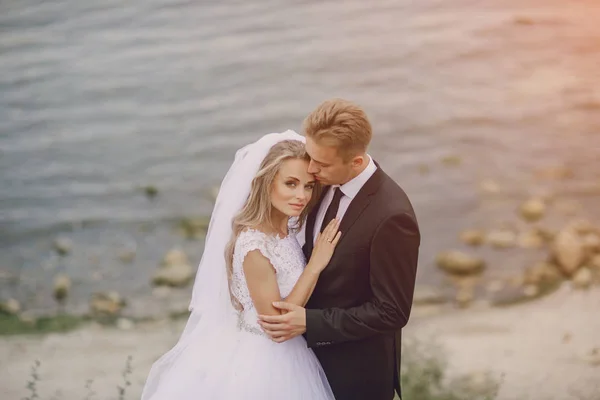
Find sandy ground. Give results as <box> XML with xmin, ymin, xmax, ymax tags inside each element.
<box><xmin>404</xmin><ymin>284</ymin><xmax>600</xmax><ymax>400</ymax></box>
<box><xmin>1</xmin><ymin>284</ymin><xmax>599</xmax><ymax>400</ymax></box>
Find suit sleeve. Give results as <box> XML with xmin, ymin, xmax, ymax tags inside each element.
<box><xmin>305</xmin><ymin>212</ymin><xmax>420</xmax><ymax>347</ymax></box>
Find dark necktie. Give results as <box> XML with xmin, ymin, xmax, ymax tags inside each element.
<box><xmin>320</xmin><ymin>187</ymin><xmax>343</xmax><ymax>233</ymax></box>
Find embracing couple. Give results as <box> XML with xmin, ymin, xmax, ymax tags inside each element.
<box><xmin>141</xmin><ymin>99</ymin><xmax>421</xmax><ymax>400</ymax></box>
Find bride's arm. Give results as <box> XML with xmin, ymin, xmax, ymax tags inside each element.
<box><xmin>243</xmin><ymin>251</ymin><xmax>321</xmax><ymax>316</ymax></box>
<box><xmin>244</xmin><ymin>220</ymin><xmax>341</xmax><ymax>316</ymax></box>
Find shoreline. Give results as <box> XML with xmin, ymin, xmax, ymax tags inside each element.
<box><xmin>1</xmin><ymin>284</ymin><xmax>599</xmax><ymax>400</ymax></box>
<box><xmin>0</xmin><ymin>276</ymin><xmax>562</xmax><ymax>337</ymax></box>
<box><xmin>2</xmin><ymin>183</ymin><xmax>600</xmax><ymax>321</ymax></box>
<box><xmin>405</xmin><ymin>283</ymin><xmax>600</xmax><ymax>400</ymax></box>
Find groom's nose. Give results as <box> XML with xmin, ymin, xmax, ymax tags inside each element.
<box><xmin>307</xmin><ymin>160</ymin><xmax>319</xmax><ymax>174</ymax></box>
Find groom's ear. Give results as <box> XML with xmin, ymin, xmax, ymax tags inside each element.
<box><xmin>350</xmin><ymin>155</ymin><xmax>365</xmax><ymax>168</ymax></box>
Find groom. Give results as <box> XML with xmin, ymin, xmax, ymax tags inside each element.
<box><xmin>258</xmin><ymin>99</ymin><xmax>420</xmax><ymax>400</ymax></box>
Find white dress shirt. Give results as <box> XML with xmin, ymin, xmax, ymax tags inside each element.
<box><xmin>312</xmin><ymin>155</ymin><xmax>377</xmax><ymax>244</ymax></box>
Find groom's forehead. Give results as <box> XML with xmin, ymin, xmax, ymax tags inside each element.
<box><xmin>309</xmin><ymin>152</ymin><xmax>336</xmax><ymax>166</ymax></box>
<box><xmin>306</xmin><ymin>140</ymin><xmax>340</xmax><ymax>162</ymax></box>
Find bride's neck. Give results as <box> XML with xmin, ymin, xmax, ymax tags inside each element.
<box><xmin>264</xmin><ymin>208</ymin><xmax>289</xmax><ymax>236</ymax></box>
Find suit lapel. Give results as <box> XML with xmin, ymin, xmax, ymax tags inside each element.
<box><xmin>337</xmin><ymin>165</ymin><xmax>385</xmax><ymax>247</ymax></box>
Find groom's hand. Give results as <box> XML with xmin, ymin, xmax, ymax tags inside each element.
<box><xmin>258</xmin><ymin>302</ymin><xmax>306</xmax><ymax>343</ymax></box>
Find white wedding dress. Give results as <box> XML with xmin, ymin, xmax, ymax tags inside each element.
<box><xmin>144</xmin><ymin>228</ymin><xmax>335</xmax><ymax>400</ymax></box>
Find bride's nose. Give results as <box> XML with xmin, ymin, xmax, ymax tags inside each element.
<box><xmin>295</xmin><ymin>188</ymin><xmax>307</xmax><ymax>201</ymax></box>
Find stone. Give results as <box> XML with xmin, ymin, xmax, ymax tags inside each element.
<box><xmin>533</xmin><ymin>227</ymin><xmax>556</xmax><ymax>243</ymax></box>
<box><xmin>153</xmin><ymin>248</ymin><xmax>195</xmax><ymax>287</ymax></box>
<box><xmin>0</xmin><ymin>298</ymin><xmax>21</xmax><ymax>315</ymax></box>
<box><xmin>582</xmin><ymin>233</ymin><xmax>600</xmax><ymax>254</ymax></box>
<box><xmin>91</xmin><ymin>271</ymin><xmax>103</xmax><ymax>281</ymax></box>
<box><xmin>582</xmin><ymin>348</ymin><xmax>600</xmax><ymax>366</ymax></box>
<box><xmin>590</xmin><ymin>254</ymin><xmax>600</xmax><ymax>270</ymax></box>
<box><xmin>441</xmin><ymin>155</ymin><xmax>462</xmax><ymax>166</ymax></box>
<box><xmin>459</xmin><ymin>230</ymin><xmax>485</xmax><ymax>246</ymax></box>
<box><xmin>479</xmin><ymin>179</ymin><xmax>501</xmax><ymax>194</ymax></box>
<box><xmin>118</xmin><ymin>249</ymin><xmax>136</xmax><ymax>263</ymax></box>
<box><xmin>519</xmin><ymin>198</ymin><xmax>546</xmax><ymax>222</ymax></box>
<box><xmin>514</xmin><ymin>16</ymin><xmax>535</xmax><ymax>25</ymax></box>
<box><xmin>143</xmin><ymin>185</ymin><xmax>158</xmax><ymax>199</ymax></box>
<box><xmin>152</xmin><ymin>286</ymin><xmax>172</xmax><ymax>298</ymax></box>
<box><xmin>523</xmin><ymin>262</ymin><xmax>562</xmax><ymax>286</ymax></box>
<box><xmin>460</xmin><ymin>371</ymin><xmax>498</xmax><ymax>395</ymax></box>
<box><xmin>436</xmin><ymin>251</ymin><xmax>486</xmax><ymax>276</ymax></box>
<box><xmin>19</xmin><ymin>314</ymin><xmax>37</xmax><ymax>326</ymax></box>
<box><xmin>90</xmin><ymin>292</ymin><xmax>126</xmax><ymax>316</ymax></box>
<box><xmin>455</xmin><ymin>287</ymin><xmax>474</xmax><ymax>308</ymax></box>
<box><xmin>152</xmin><ymin>263</ymin><xmax>194</xmax><ymax>287</ymax></box>
<box><xmin>417</xmin><ymin>164</ymin><xmax>430</xmax><ymax>175</ymax></box>
<box><xmin>162</xmin><ymin>248</ymin><xmax>190</xmax><ymax>267</ymax></box>
<box><xmin>530</xmin><ymin>188</ymin><xmax>555</xmax><ymax>204</ymax></box>
<box><xmin>572</xmin><ymin>268</ymin><xmax>592</xmax><ymax>289</ymax></box>
<box><xmin>552</xmin><ymin>229</ymin><xmax>585</xmax><ymax>276</ymax></box>
<box><xmin>534</xmin><ymin>166</ymin><xmax>574</xmax><ymax>180</ymax></box>
<box><xmin>177</xmin><ymin>218</ymin><xmax>210</xmax><ymax>240</ymax></box>
<box><xmin>567</xmin><ymin>219</ymin><xmax>596</xmax><ymax>235</ymax></box>
<box><xmin>53</xmin><ymin>274</ymin><xmax>72</xmax><ymax>303</ymax></box>
<box><xmin>53</xmin><ymin>237</ymin><xmax>73</xmax><ymax>256</ymax></box>
<box><xmin>517</xmin><ymin>230</ymin><xmax>545</xmax><ymax>249</ymax></box>
<box><xmin>0</xmin><ymin>269</ymin><xmax>17</xmax><ymax>283</ymax></box>
<box><xmin>487</xmin><ymin>229</ymin><xmax>517</xmax><ymax>249</ymax></box>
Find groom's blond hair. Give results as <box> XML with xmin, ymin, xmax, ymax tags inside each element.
<box><xmin>303</xmin><ymin>98</ymin><xmax>372</xmax><ymax>161</ymax></box>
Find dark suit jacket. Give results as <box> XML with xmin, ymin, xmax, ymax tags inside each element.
<box><xmin>303</xmin><ymin>165</ymin><xmax>420</xmax><ymax>400</ymax></box>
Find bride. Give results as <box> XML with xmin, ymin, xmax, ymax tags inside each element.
<box><xmin>141</xmin><ymin>131</ymin><xmax>339</xmax><ymax>400</ymax></box>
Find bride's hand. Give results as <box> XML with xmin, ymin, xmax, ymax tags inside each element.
<box><xmin>308</xmin><ymin>218</ymin><xmax>342</xmax><ymax>272</ymax></box>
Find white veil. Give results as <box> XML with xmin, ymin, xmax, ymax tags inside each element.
<box><xmin>141</xmin><ymin>130</ymin><xmax>306</xmax><ymax>400</ymax></box>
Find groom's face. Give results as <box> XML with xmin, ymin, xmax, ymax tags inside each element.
<box><xmin>305</xmin><ymin>137</ymin><xmax>354</xmax><ymax>186</ymax></box>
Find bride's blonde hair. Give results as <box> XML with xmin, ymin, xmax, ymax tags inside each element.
<box><xmin>224</xmin><ymin>140</ymin><xmax>321</xmax><ymax>309</ymax></box>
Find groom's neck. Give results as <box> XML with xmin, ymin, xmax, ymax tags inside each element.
<box><xmin>342</xmin><ymin>154</ymin><xmax>369</xmax><ymax>185</ymax></box>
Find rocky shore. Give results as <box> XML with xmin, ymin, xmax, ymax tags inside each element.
<box><xmin>1</xmin><ymin>284</ymin><xmax>599</xmax><ymax>400</ymax></box>
<box><xmin>3</xmin><ymin>188</ymin><xmax>600</xmax><ymax>329</ymax></box>
<box><xmin>405</xmin><ymin>284</ymin><xmax>600</xmax><ymax>400</ymax></box>
<box><xmin>2</xmin><ymin>175</ymin><xmax>599</xmax><ymax>400</ymax></box>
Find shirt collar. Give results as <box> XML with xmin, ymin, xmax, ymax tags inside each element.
<box><xmin>337</xmin><ymin>155</ymin><xmax>377</xmax><ymax>199</ymax></box>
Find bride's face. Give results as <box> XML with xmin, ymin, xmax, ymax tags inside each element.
<box><xmin>270</xmin><ymin>158</ymin><xmax>316</xmax><ymax>217</ymax></box>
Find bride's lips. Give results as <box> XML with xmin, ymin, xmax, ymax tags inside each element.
<box><xmin>289</xmin><ymin>203</ymin><xmax>305</xmax><ymax>210</ymax></box>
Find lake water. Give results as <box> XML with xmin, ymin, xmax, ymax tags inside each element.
<box><xmin>1</xmin><ymin>0</ymin><xmax>599</xmax><ymax>316</ymax></box>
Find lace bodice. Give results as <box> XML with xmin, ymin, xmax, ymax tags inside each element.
<box><xmin>231</xmin><ymin>228</ymin><xmax>306</xmax><ymax>335</ymax></box>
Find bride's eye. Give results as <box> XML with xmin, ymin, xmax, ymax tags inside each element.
<box><xmin>285</xmin><ymin>181</ymin><xmax>297</xmax><ymax>188</ymax></box>
<box><xmin>305</xmin><ymin>184</ymin><xmax>315</xmax><ymax>190</ymax></box>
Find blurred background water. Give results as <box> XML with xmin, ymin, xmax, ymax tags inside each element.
<box><xmin>1</xmin><ymin>0</ymin><xmax>599</xmax><ymax>317</ymax></box>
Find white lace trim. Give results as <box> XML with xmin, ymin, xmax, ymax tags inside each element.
<box><xmin>231</xmin><ymin>228</ymin><xmax>306</xmax><ymax>333</ymax></box>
